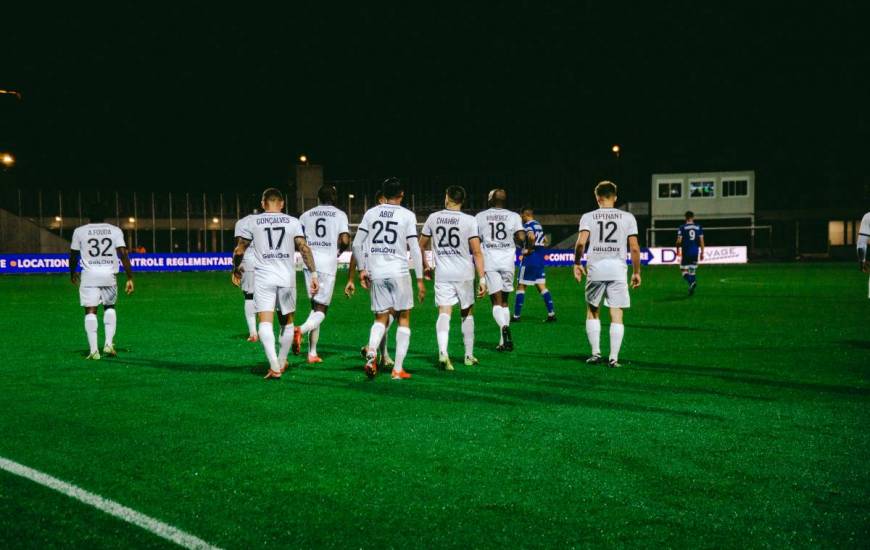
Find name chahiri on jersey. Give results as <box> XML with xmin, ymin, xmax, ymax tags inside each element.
<box><xmin>435</xmin><ymin>216</ymin><xmax>459</xmax><ymax>226</ymax></box>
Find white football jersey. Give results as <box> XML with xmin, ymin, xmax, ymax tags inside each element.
<box><xmin>233</xmin><ymin>214</ymin><xmax>258</xmax><ymax>271</ymax></box>
<box><xmin>475</xmin><ymin>208</ymin><xmax>524</xmax><ymax>272</ymax></box>
<box><xmin>422</xmin><ymin>209</ymin><xmax>480</xmax><ymax>282</ymax></box>
<box><xmin>578</xmin><ymin>207</ymin><xmax>639</xmax><ymax>281</ymax></box>
<box><xmin>300</xmin><ymin>204</ymin><xmax>350</xmax><ymax>276</ymax></box>
<box><xmin>357</xmin><ymin>204</ymin><xmax>418</xmax><ymax>279</ymax></box>
<box><xmin>70</xmin><ymin>223</ymin><xmax>127</xmax><ymax>287</ymax></box>
<box><xmin>860</xmin><ymin>212</ymin><xmax>870</xmax><ymax>241</ymax></box>
<box><xmin>238</xmin><ymin>212</ymin><xmax>304</xmax><ymax>287</ymax></box>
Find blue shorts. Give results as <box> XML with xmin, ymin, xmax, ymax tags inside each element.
<box><xmin>681</xmin><ymin>252</ymin><xmax>698</xmax><ymax>267</ymax></box>
<box><xmin>519</xmin><ymin>264</ymin><xmax>545</xmax><ymax>285</ymax></box>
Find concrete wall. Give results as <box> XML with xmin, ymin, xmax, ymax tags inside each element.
<box><xmin>0</xmin><ymin>208</ymin><xmax>71</xmax><ymax>253</ymax></box>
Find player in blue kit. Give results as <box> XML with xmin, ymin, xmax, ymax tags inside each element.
<box><xmin>513</xmin><ymin>206</ymin><xmax>556</xmax><ymax>322</ymax></box>
<box><xmin>676</xmin><ymin>211</ymin><xmax>705</xmax><ymax>296</ymax></box>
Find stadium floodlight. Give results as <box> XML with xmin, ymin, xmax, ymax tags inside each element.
<box><xmin>54</xmin><ymin>216</ymin><xmax>63</xmax><ymax>222</ymax></box>
<box><xmin>611</xmin><ymin>144</ymin><xmax>621</xmax><ymax>158</ymax></box>
<box><xmin>299</xmin><ymin>154</ymin><xmax>308</xmax><ymax>164</ymax></box>
<box><xmin>0</xmin><ymin>89</ymin><xmax>22</xmax><ymax>100</ymax></box>
<box><xmin>212</xmin><ymin>217</ymin><xmax>219</xmax><ymax>224</ymax></box>
<box><xmin>1</xmin><ymin>152</ymin><xmax>15</xmax><ymax>168</ymax></box>
<box><xmin>128</xmin><ymin>217</ymin><xmax>136</xmax><ymax>223</ymax></box>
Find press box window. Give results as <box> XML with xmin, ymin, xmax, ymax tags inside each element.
<box><xmin>657</xmin><ymin>182</ymin><xmax>682</xmax><ymax>198</ymax></box>
<box><xmin>689</xmin><ymin>180</ymin><xmax>715</xmax><ymax>198</ymax></box>
<box><xmin>722</xmin><ymin>179</ymin><xmax>748</xmax><ymax>197</ymax></box>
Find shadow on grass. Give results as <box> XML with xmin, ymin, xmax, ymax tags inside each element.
<box><xmin>112</xmin><ymin>356</ymin><xmax>253</xmax><ymax>374</ymax></box>
<box><xmin>297</xmin><ymin>375</ymin><xmax>725</xmax><ymax>421</ymax></box>
<box><xmin>631</xmin><ymin>360</ymin><xmax>870</xmax><ymax>397</ymax></box>
<box><xmin>623</xmin><ymin>323</ymin><xmax>716</xmax><ymax>333</ymax></box>
<box><xmin>840</xmin><ymin>340</ymin><xmax>870</xmax><ymax>350</ymax></box>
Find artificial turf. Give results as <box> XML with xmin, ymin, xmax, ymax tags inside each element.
<box><xmin>0</xmin><ymin>264</ymin><xmax>868</xmax><ymax>548</ymax></box>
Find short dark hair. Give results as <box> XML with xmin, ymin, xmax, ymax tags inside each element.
<box><xmin>445</xmin><ymin>185</ymin><xmax>466</xmax><ymax>205</ymax></box>
<box><xmin>488</xmin><ymin>188</ymin><xmax>507</xmax><ymax>207</ymax></box>
<box><xmin>262</xmin><ymin>187</ymin><xmax>284</xmax><ymax>204</ymax></box>
<box><xmin>520</xmin><ymin>205</ymin><xmax>534</xmax><ymax>216</ymax></box>
<box><xmin>88</xmin><ymin>202</ymin><xmax>110</xmax><ymax>223</ymax></box>
<box><xmin>685</xmin><ymin>211</ymin><xmax>694</xmax><ymax>219</ymax></box>
<box><xmin>318</xmin><ymin>185</ymin><xmax>337</xmax><ymax>205</ymax></box>
<box><xmin>381</xmin><ymin>177</ymin><xmax>403</xmax><ymax>199</ymax></box>
<box><xmin>594</xmin><ymin>180</ymin><xmax>618</xmax><ymax>198</ymax></box>
<box><xmin>374</xmin><ymin>189</ymin><xmax>385</xmax><ymax>202</ymax></box>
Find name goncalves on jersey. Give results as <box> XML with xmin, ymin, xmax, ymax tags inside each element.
<box><xmin>256</xmin><ymin>215</ymin><xmax>292</xmax><ymax>225</ymax></box>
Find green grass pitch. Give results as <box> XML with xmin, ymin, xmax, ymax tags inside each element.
<box><xmin>0</xmin><ymin>264</ymin><xmax>868</xmax><ymax>548</ymax></box>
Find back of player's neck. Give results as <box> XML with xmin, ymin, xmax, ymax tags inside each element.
<box><xmin>263</xmin><ymin>208</ymin><xmax>283</xmax><ymax>214</ymax></box>
<box><xmin>445</xmin><ymin>204</ymin><xmax>461</xmax><ymax>211</ymax></box>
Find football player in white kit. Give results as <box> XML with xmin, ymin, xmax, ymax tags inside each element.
<box><xmin>352</xmin><ymin>178</ymin><xmax>426</xmax><ymax>380</ymax></box>
<box><xmin>475</xmin><ymin>188</ymin><xmax>528</xmax><ymax>351</ymax></box>
<box><xmin>573</xmin><ymin>181</ymin><xmax>641</xmax><ymax>368</ymax></box>
<box><xmin>233</xmin><ymin>199</ymin><xmax>260</xmax><ymax>342</ymax></box>
<box><xmin>858</xmin><ymin>211</ymin><xmax>870</xmax><ymax>297</ymax></box>
<box><xmin>294</xmin><ymin>185</ymin><xmax>351</xmax><ymax>362</ymax></box>
<box><xmin>69</xmin><ymin>203</ymin><xmax>135</xmax><ymax>359</ymax></box>
<box><xmin>420</xmin><ymin>186</ymin><xmax>487</xmax><ymax>369</ymax></box>
<box><xmin>232</xmin><ymin>188</ymin><xmax>318</xmax><ymax>379</ymax></box>
<box><xmin>346</xmin><ymin>189</ymin><xmax>395</xmax><ymax>366</ymax></box>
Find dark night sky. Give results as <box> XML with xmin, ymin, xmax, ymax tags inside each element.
<box><xmin>2</xmin><ymin>2</ymin><xmax>868</xmax><ymax>204</ymax></box>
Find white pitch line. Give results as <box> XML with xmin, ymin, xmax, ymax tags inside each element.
<box><xmin>0</xmin><ymin>456</ymin><xmax>221</xmax><ymax>550</ymax></box>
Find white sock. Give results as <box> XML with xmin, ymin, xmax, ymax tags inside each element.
<box><xmin>436</xmin><ymin>313</ymin><xmax>450</xmax><ymax>355</ymax></box>
<box><xmin>500</xmin><ymin>306</ymin><xmax>511</xmax><ymax>326</ymax></box>
<box><xmin>380</xmin><ymin>314</ymin><xmax>394</xmax><ymax>359</ymax></box>
<box><xmin>277</xmin><ymin>324</ymin><xmax>295</xmax><ymax>368</ymax></box>
<box><xmin>84</xmin><ymin>314</ymin><xmax>98</xmax><ymax>354</ymax></box>
<box><xmin>586</xmin><ymin>319</ymin><xmax>601</xmax><ymax>356</ymax></box>
<box><xmin>258</xmin><ymin>322</ymin><xmax>280</xmax><ymax>372</ymax></box>
<box><xmin>309</xmin><ymin>327</ymin><xmax>319</xmax><ymax>357</ymax></box>
<box><xmin>299</xmin><ymin>311</ymin><xmax>325</xmax><ymax>335</ymax></box>
<box><xmin>244</xmin><ymin>300</ymin><xmax>256</xmax><ymax>336</ymax></box>
<box><xmin>103</xmin><ymin>308</ymin><xmax>117</xmax><ymax>347</ymax></box>
<box><xmin>461</xmin><ymin>315</ymin><xmax>475</xmax><ymax>357</ymax></box>
<box><xmin>493</xmin><ymin>306</ymin><xmax>505</xmax><ymax>345</ymax></box>
<box><xmin>609</xmin><ymin>323</ymin><xmax>625</xmax><ymax>362</ymax></box>
<box><xmin>367</xmin><ymin>322</ymin><xmax>386</xmax><ymax>359</ymax></box>
<box><xmin>395</xmin><ymin>326</ymin><xmax>410</xmax><ymax>371</ymax></box>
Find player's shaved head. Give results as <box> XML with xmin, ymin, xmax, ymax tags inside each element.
<box><xmin>594</xmin><ymin>181</ymin><xmax>618</xmax><ymax>198</ymax></box>
<box><xmin>261</xmin><ymin>187</ymin><xmax>284</xmax><ymax>206</ymax></box>
<box><xmin>685</xmin><ymin>210</ymin><xmax>694</xmax><ymax>220</ymax></box>
<box><xmin>445</xmin><ymin>185</ymin><xmax>466</xmax><ymax>206</ymax></box>
<box><xmin>488</xmin><ymin>188</ymin><xmax>507</xmax><ymax>207</ymax></box>
<box><xmin>318</xmin><ymin>185</ymin><xmax>337</xmax><ymax>205</ymax></box>
<box><xmin>381</xmin><ymin>177</ymin><xmax>403</xmax><ymax>200</ymax></box>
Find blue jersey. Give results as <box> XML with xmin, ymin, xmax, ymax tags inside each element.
<box><xmin>521</xmin><ymin>219</ymin><xmax>546</xmax><ymax>267</ymax></box>
<box><xmin>678</xmin><ymin>223</ymin><xmax>703</xmax><ymax>256</ymax></box>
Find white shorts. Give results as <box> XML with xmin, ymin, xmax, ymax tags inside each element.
<box><xmin>485</xmin><ymin>270</ymin><xmax>514</xmax><ymax>295</ymax></box>
<box><xmin>585</xmin><ymin>279</ymin><xmax>630</xmax><ymax>309</ymax></box>
<box><xmin>240</xmin><ymin>268</ymin><xmax>255</xmax><ymax>294</ymax></box>
<box><xmin>304</xmin><ymin>270</ymin><xmax>336</xmax><ymax>306</ymax></box>
<box><xmin>254</xmin><ymin>279</ymin><xmax>297</xmax><ymax>315</ymax></box>
<box><xmin>435</xmin><ymin>280</ymin><xmax>475</xmax><ymax>309</ymax></box>
<box><xmin>79</xmin><ymin>285</ymin><xmax>117</xmax><ymax>307</ymax></box>
<box><xmin>370</xmin><ymin>276</ymin><xmax>414</xmax><ymax>313</ymax></box>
